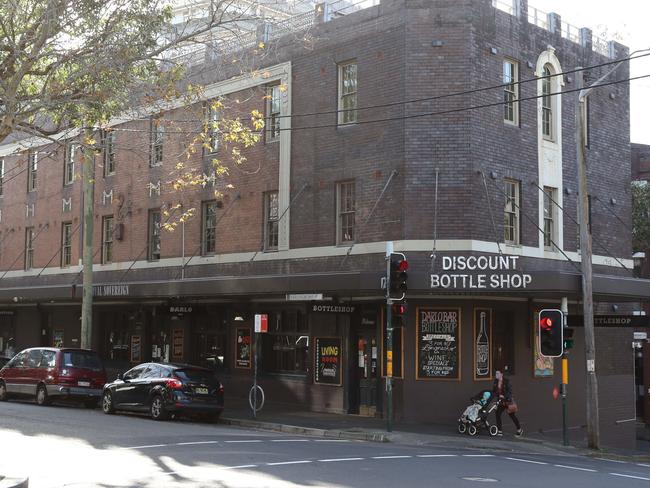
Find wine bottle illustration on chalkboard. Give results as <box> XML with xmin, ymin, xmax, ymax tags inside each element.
<box><xmin>476</xmin><ymin>312</ymin><xmax>489</xmax><ymax>376</ymax></box>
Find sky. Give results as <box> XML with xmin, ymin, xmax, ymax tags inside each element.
<box><xmin>530</xmin><ymin>0</ymin><xmax>650</xmax><ymax>144</ymax></box>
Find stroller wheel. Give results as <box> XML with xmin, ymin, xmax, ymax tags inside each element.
<box><xmin>468</xmin><ymin>424</ymin><xmax>478</xmax><ymax>436</ymax></box>
<box><xmin>458</xmin><ymin>422</ymin><xmax>467</xmax><ymax>434</ymax></box>
<box><xmin>488</xmin><ymin>425</ymin><xmax>499</xmax><ymax>437</ymax></box>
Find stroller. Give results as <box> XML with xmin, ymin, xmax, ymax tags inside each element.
<box><xmin>457</xmin><ymin>389</ymin><xmax>500</xmax><ymax>436</ymax></box>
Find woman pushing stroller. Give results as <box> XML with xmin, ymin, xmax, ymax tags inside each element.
<box><xmin>493</xmin><ymin>369</ymin><xmax>523</xmax><ymax>437</ymax></box>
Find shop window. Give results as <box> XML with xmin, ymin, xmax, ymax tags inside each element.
<box><xmin>261</xmin><ymin>310</ymin><xmax>309</xmax><ymax>375</ymax></box>
<box><xmin>492</xmin><ymin>317</ymin><xmax>514</xmax><ymax>374</ymax></box>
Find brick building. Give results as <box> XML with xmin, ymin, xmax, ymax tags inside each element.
<box><xmin>0</xmin><ymin>0</ymin><xmax>648</xmax><ymax>448</ymax></box>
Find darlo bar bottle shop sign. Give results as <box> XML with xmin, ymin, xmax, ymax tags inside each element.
<box><xmin>430</xmin><ymin>255</ymin><xmax>532</xmax><ymax>290</ymax></box>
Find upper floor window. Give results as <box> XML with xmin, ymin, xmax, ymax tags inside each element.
<box><xmin>148</xmin><ymin>210</ymin><xmax>161</xmax><ymax>261</ymax></box>
<box><xmin>204</xmin><ymin>104</ymin><xmax>219</xmax><ymax>154</ymax></box>
<box><xmin>25</xmin><ymin>227</ymin><xmax>35</xmax><ymax>270</ymax></box>
<box><xmin>504</xmin><ymin>179</ymin><xmax>520</xmax><ymax>245</ymax></box>
<box><xmin>61</xmin><ymin>222</ymin><xmax>73</xmax><ymax>267</ymax></box>
<box><xmin>102</xmin><ymin>216</ymin><xmax>114</xmax><ymax>264</ymax></box>
<box><xmin>338</xmin><ymin>61</ymin><xmax>357</xmax><ymax>125</ymax></box>
<box><xmin>149</xmin><ymin>117</ymin><xmax>164</xmax><ymax>167</ymax></box>
<box><xmin>64</xmin><ymin>143</ymin><xmax>77</xmax><ymax>186</ymax></box>
<box><xmin>264</xmin><ymin>191</ymin><xmax>279</xmax><ymax>251</ymax></box>
<box><xmin>336</xmin><ymin>180</ymin><xmax>355</xmax><ymax>244</ymax></box>
<box><xmin>541</xmin><ymin>65</ymin><xmax>553</xmax><ymax>139</ymax></box>
<box><xmin>0</xmin><ymin>158</ymin><xmax>4</xmax><ymax>196</ymax></box>
<box><xmin>202</xmin><ymin>201</ymin><xmax>218</xmax><ymax>255</ymax></box>
<box><xmin>503</xmin><ymin>60</ymin><xmax>519</xmax><ymax>125</ymax></box>
<box><xmin>266</xmin><ymin>85</ymin><xmax>281</xmax><ymax>142</ymax></box>
<box><xmin>543</xmin><ymin>186</ymin><xmax>556</xmax><ymax>249</ymax></box>
<box><xmin>103</xmin><ymin>131</ymin><xmax>116</xmax><ymax>176</ymax></box>
<box><xmin>27</xmin><ymin>151</ymin><xmax>38</xmax><ymax>192</ymax></box>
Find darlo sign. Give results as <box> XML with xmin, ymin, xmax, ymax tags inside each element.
<box><xmin>430</xmin><ymin>255</ymin><xmax>532</xmax><ymax>290</ymax></box>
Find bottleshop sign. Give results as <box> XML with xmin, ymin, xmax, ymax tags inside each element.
<box><xmin>430</xmin><ymin>255</ymin><xmax>532</xmax><ymax>290</ymax></box>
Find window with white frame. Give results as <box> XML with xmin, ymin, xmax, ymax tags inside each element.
<box><xmin>103</xmin><ymin>131</ymin><xmax>116</xmax><ymax>176</ymax></box>
<box><xmin>503</xmin><ymin>60</ymin><xmax>519</xmax><ymax>125</ymax></box>
<box><xmin>64</xmin><ymin>144</ymin><xmax>77</xmax><ymax>186</ymax></box>
<box><xmin>504</xmin><ymin>179</ymin><xmax>520</xmax><ymax>244</ymax></box>
<box><xmin>543</xmin><ymin>186</ymin><xmax>556</xmax><ymax>249</ymax></box>
<box><xmin>149</xmin><ymin>117</ymin><xmax>164</xmax><ymax>167</ymax></box>
<box><xmin>338</xmin><ymin>61</ymin><xmax>357</xmax><ymax>125</ymax></box>
<box><xmin>148</xmin><ymin>210</ymin><xmax>161</xmax><ymax>261</ymax></box>
<box><xmin>264</xmin><ymin>191</ymin><xmax>279</xmax><ymax>251</ymax></box>
<box><xmin>541</xmin><ymin>65</ymin><xmax>553</xmax><ymax>139</ymax></box>
<box><xmin>61</xmin><ymin>222</ymin><xmax>73</xmax><ymax>267</ymax></box>
<box><xmin>102</xmin><ymin>216</ymin><xmax>114</xmax><ymax>264</ymax></box>
<box><xmin>202</xmin><ymin>201</ymin><xmax>218</xmax><ymax>255</ymax></box>
<box><xmin>336</xmin><ymin>180</ymin><xmax>355</xmax><ymax>244</ymax></box>
<box><xmin>266</xmin><ymin>84</ymin><xmax>281</xmax><ymax>142</ymax></box>
<box><xmin>27</xmin><ymin>151</ymin><xmax>38</xmax><ymax>191</ymax></box>
<box><xmin>204</xmin><ymin>103</ymin><xmax>219</xmax><ymax>154</ymax></box>
<box><xmin>25</xmin><ymin>227</ymin><xmax>35</xmax><ymax>270</ymax></box>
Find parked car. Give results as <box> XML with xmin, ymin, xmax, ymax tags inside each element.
<box><xmin>102</xmin><ymin>362</ymin><xmax>224</xmax><ymax>421</ymax></box>
<box><xmin>0</xmin><ymin>348</ymin><xmax>106</xmax><ymax>408</ymax></box>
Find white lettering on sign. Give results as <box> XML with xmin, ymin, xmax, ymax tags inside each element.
<box><xmin>312</xmin><ymin>305</ymin><xmax>356</xmax><ymax>313</ymax></box>
<box><xmin>431</xmin><ymin>254</ymin><xmax>532</xmax><ymax>290</ymax></box>
<box><xmin>93</xmin><ymin>285</ymin><xmax>129</xmax><ymax>297</ymax></box>
<box><xmin>170</xmin><ymin>306</ymin><xmax>192</xmax><ymax>313</ymax></box>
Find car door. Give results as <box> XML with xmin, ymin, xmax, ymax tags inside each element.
<box><xmin>131</xmin><ymin>364</ymin><xmax>159</xmax><ymax>410</ymax></box>
<box><xmin>25</xmin><ymin>349</ymin><xmax>44</xmax><ymax>395</ymax></box>
<box><xmin>112</xmin><ymin>365</ymin><xmax>147</xmax><ymax>409</ymax></box>
<box><xmin>2</xmin><ymin>352</ymin><xmax>27</xmax><ymax>395</ymax></box>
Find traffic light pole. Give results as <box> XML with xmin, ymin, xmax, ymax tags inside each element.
<box><xmin>561</xmin><ymin>357</ymin><xmax>569</xmax><ymax>446</ymax></box>
<box><xmin>385</xmin><ymin>242</ymin><xmax>393</xmax><ymax>433</ymax></box>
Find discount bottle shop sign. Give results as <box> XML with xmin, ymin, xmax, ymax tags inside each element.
<box><xmin>430</xmin><ymin>255</ymin><xmax>532</xmax><ymax>290</ymax></box>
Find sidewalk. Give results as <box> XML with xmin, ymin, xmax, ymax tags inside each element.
<box><xmin>219</xmin><ymin>398</ymin><xmax>599</xmax><ymax>458</ymax></box>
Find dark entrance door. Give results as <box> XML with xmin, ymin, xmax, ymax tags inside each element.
<box><xmin>354</xmin><ymin>329</ymin><xmax>378</xmax><ymax>416</ymax></box>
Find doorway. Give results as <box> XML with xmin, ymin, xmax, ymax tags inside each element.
<box><xmin>351</xmin><ymin>328</ymin><xmax>378</xmax><ymax>416</ymax></box>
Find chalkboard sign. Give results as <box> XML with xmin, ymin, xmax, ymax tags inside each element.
<box><xmin>314</xmin><ymin>337</ymin><xmax>342</xmax><ymax>386</ymax></box>
<box><xmin>235</xmin><ymin>327</ymin><xmax>251</xmax><ymax>369</ymax></box>
<box><xmin>416</xmin><ymin>307</ymin><xmax>461</xmax><ymax>380</ymax></box>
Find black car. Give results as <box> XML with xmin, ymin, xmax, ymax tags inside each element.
<box><xmin>101</xmin><ymin>362</ymin><xmax>224</xmax><ymax>422</ymax></box>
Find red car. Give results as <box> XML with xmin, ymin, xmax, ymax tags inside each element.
<box><xmin>0</xmin><ymin>347</ymin><xmax>107</xmax><ymax>408</ymax></box>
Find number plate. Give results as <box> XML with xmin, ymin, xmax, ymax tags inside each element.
<box><xmin>78</xmin><ymin>381</ymin><xmax>90</xmax><ymax>387</ymax></box>
<box><xmin>194</xmin><ymin>387</ymin><xmax>209</xmax><ymax>395</ymax></box>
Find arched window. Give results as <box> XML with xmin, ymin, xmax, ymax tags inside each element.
<box><xmin>541</xmin><ymin>65</ymin><xmax>553</xmax><ymax>139</ymax></box>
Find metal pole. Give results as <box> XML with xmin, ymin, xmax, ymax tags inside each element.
<box><xmin>561</xmin><ymin>358</ymin><xmax>569</xmax><ymax>446</ymax></box>
<box><xmin>576</xmin><ymin>70</ymin><xmax>600</xmax><ymax>449</ymax></box>
<box><xmin>253</xmin><ymin>332</ymin><xmax>258</xmax><ymax>419</ymax></box>
<box><xmin>80</xmin><ymin>127</ymin><xmax>95</xmax><ymax>350</ymax></box>
<box><xmin>385</xmin><ymin>241</ymin><xmax>393</xmax><ymax>432</ymax></box>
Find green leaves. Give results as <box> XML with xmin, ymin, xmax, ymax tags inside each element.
<box><xmin>632</xmin><ymin>182</ymin><xmax>650</xmax><ymax>252</ymax></box>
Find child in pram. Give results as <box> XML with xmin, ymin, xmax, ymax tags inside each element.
<box><xmin>457</xmin><ymin>389</ymin><xmax>500</xmax><ymax>436</ymax></box>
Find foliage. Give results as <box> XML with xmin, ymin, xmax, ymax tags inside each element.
<box><xmin>632</xmin><ymin>182</ymin><xmax>650</xmax><ymax>252</ymax></box>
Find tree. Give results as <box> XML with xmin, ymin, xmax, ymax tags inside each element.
<box><xmin>632</xmin><ymin>182</ymin><xmax>650</xmax><ymax>252</ymax></box>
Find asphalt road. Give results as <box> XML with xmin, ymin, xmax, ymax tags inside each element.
<box><xmin>2</xmin><ymin>399</ymin><xmax>650</xmax><ymax>487</ymax></box>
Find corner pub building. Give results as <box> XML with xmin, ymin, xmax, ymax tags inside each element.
<box><xmin>0</xmin><ymin>0</ymin><xmax>648</xmax><ymax>449</ymax></box>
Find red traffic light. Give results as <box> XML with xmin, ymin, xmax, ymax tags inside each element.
<box><xmin>540</xmin><ymin>317</ymin><xmax>553</xmax><ymax>330</ymax></box>
<box><xmin>392</xmin><ymin>303</ymin><xmax>407</xmax><ymax>316</ymax></box>
<box><xmin>397</xmin><ymin>260</ymin><xmax>409</xmax><ymax>272</ymax></box>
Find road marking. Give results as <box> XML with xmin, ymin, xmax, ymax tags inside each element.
<box><xmin>463</xmin><ymin>454</ymin><xmax>495</xmax><ymax>457</ymax></box>
<box><xmin>597</xmin><ymin>458</ymin><xmax>627</xmax><ymax>464</ymax></box>
<box><xmin>505</xmin><ymin>457</ymin><xmax>548</xmax><ymax>465</ymax></box>
<box><xmin>610</xmin><ymin>473</ymin><xmax>650</xmax><ymax>481</ymax></box>
<box><xmin>318</xmin><ymin>457</ymin><xmax>364</xmax><ymax>462</ymax></box>
<box><xmin>175</xmin><ymin>441</ymin><xmax>219</xmax><ymax>446</ymax></box>
<box><xmin>638</xmin><ymin>464</ymin><xmax>650</xmax><ymax>468</ymax></box>
<box><xmin>224</xmin><ymin>440</ymin><xmax>263</xmax><ymax>443</ymax></box>
<box><xmin>371</xmin><ymin>456</ymin><xmax>412</xmax><ymax>460</ymax></box>
<box><xmin>221</xmin><ymin>464</ymin><xmax>258</xmax><ymax>470</ymax></box>
<box><xmin>266</xmin><ymin>460</ymin><xmax>313</xmax><ymax>466</ymax></box>
<box><xmin>554</xmin><ymin>464</ymin><xmax>597</xmax><ymax>472</ymax></box>
<box><xmin>314</xmin><ymin>439</ymin><xmax>351</xmax><ymax>442</ymax></box>
<box><xmin>120</xmin><ymin>444</ymin><xmax>167</xmax><ymax>449</ymax></box>
<box><xmin>270</xmin><ymin>439</ymin><xmax>310</xmax><ymax>442</ymax></box>
<box><xmin>461</xmin><ymin>477</ymin><xmax>498</xmax><ymax>483</ymax></box>
<box><xmin>417</xmin><ymin>454</ymin><xmax>458</xmax><ymax>458</ymax></box>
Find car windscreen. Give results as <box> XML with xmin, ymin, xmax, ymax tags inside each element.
<box><xmin>62</xmin><ymin>351</ymin><xmax>103</xmax><ymax>371</ymax></box>
<box><xmin>173</xmin><ymin>368</ymin><xmax>217</xmax><ymax>384</ymax></box>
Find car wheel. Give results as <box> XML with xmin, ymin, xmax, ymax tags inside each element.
<box><xmin>102</xmin><ymin>391</ymin><xmax>115</xmax><ymax>414</ymax></box>
<box><xmin>0</xmin><ymin>381</ymin><xmax>7</xmax><ymax>401</ymax></box>
<box><xmin>150</xmin><ymin>395</ymin><xmax>169</xmax><ymax>421</ymax></box>
<box><xmin>36</xmin><ymin>384</ymin><xmax>50</xmax><ymax>406</ymax></box>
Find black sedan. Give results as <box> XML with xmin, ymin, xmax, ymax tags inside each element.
<box><xmin>101</xmin><ymin>362</ymin><xmax>224</xmax><ymax>421</ymax></box>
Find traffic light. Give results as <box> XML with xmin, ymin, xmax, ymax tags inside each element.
<box><xmin>388</xmin><ymin>252</ymin><xmax>408</xmax><ymax>300</ymax></box>
<box><xmin>538</xmin><ymin>309</ymin><xmax>564</xmax><ymax>358</ymax></box>
<box><xmin>391</xmin><ymin>302</ymin><xmax>407</xmax><ymax>327</ymax></box>
<box><xmin>563</xmin><ymin>327</ymin><xmax>574</xmax><ymax>351</ymax></box>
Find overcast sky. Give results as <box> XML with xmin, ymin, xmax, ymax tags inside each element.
<box><xmin>530</xmin><ymin>0</ymin><xmax>650</xmax><ymax>144</ymax></box>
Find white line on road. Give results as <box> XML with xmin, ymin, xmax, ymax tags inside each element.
<box><xmin>597</xmin><ymin>458</ymin><xmax>628</xmax><ymax>464</ymax></box>
<box><xmin>463</xmin><ymin>454</ymin><xmax>495</xmax><ymax>457</ymax></box>
<box><xmin>266</xmin><ymin>460</ymin><xmax>313</xmax><ymax>466</ymax></box>
<box><xmin>610</xmin><ymin>473</ymin><xmax>650</xmax><ymax>481</ymax></box>
<box><xmin>270</xmin><ymin>439</ymin><xmax>311</xmax><ymax>442</ymax></box>
<box><xmin>224</xmin><ymin>440</ymin><xmax>263</xmax><ymax>443</ymax></box>
<box><xmin>554</xmin><ymin>464</ymin><xmax>597</xmax><ymax>472</ymax></box>
<box><xmin>417</xmin><ymin>454</ymin><xmax>458</xmax><ymax>458</ymax></box>
<box><xmin>221</xmin><ymin>464</ymin><xmax>258</xmax><ymax>470</ymax></box>
<box><xmin>371</xmin><ymin>456</ymin><xmax>412</xmax><ymax>460</ymax></box>
<box><xmin>638</xmin><ymin>464</ymin><xmax>650</xmax><ymax>468</ymax></box>
<box><xmin>505</xmin><ymin>457</ymin><xmax>548</xmax><ymax>465</ymax></box>
<box><xmin>314</xmin><ymin>439</ymin><xmax>351</xmax><ymax>442</ymax></box>
<box><xmin>318</xmin><ymin>457</ymin><xmax>364</xmax><ymax>462</ymax></box>
<box><xmin>120</xmin><ymin>444</ymin><xmax>167</xmax><ymax>450</ymax></box>
<box><xmin>175</xmin><ymin>441</ymin><xmax>220</xmax><ymax>446</ymax></box>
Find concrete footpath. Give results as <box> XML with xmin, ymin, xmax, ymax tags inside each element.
<box><xmin>220</xmin><ymin>397</ymin><xmax>650</xmax><ymax>461</ymax></box>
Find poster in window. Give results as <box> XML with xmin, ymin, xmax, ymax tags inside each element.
<box><xmin>172</xmin><ymin>329</ymin><xmax>184</xmax><ymax>360</ymax></box>
<box><xmin>473</xmin><ymin>308</ymin><xmax>492</xmax><ymax>380</ymax></box>
<box><xmin>533</xmin><ymin>310</ymin><xmax>554</xmax><ymax>377</ymax></box>
<box><xmin>416</xmin><ymin>308</ymin><xmax>461</xmax><ymax>380</ymax></box>
<box><xmin>235</xmin><ymin>327</ymin><xmax>251</xmax><ymax>369</ymax></box>
<box><xmin>53</xmin><ymin>329</ymin><xmax>64</xmax><ymax>348</ymax></box>
<box><xmin>130</xmin><ymin>335</ymin><xmax>141</xmax><ymax>363</ymax></box>
<box><xmin>314</xmin><ymin>337</ymin><xmax>342</xmax><ymax>386</ymax></box>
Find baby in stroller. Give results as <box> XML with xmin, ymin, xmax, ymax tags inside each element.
<box><xmin>457</xmin><ymin>389</ymin><xmax>500</xmax><ymax>436</ymax></box>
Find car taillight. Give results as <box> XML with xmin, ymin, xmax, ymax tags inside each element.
<box><xmin>164</xmin><ymin>378</ymin><xmax>183</xmax><ymax>390</ymax></box>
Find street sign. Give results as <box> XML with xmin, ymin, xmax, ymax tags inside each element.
<box><xmin>566</xmin><ymin>315</ymin><xmax>650</xmax><ymax>328</ymax></box>
<box><xmin>254</xmin><ymin>314</ymin><xmax>268</xmax><ymax>333</ymax></box>
<box><xmin>286</xmin><ymin>293</ymin><xmax>324</xmax><ymax>301</ymax></box>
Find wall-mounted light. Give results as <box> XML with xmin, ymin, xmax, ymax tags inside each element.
<box><xmin>490</xmin><ymin>47</ymin><xmax>498</xmax><ymax>55</ymax></box>
<box><xmin>234</xmin><ymin>315</ymin><xmax>244</xmax><ymax>322</ymax></box>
